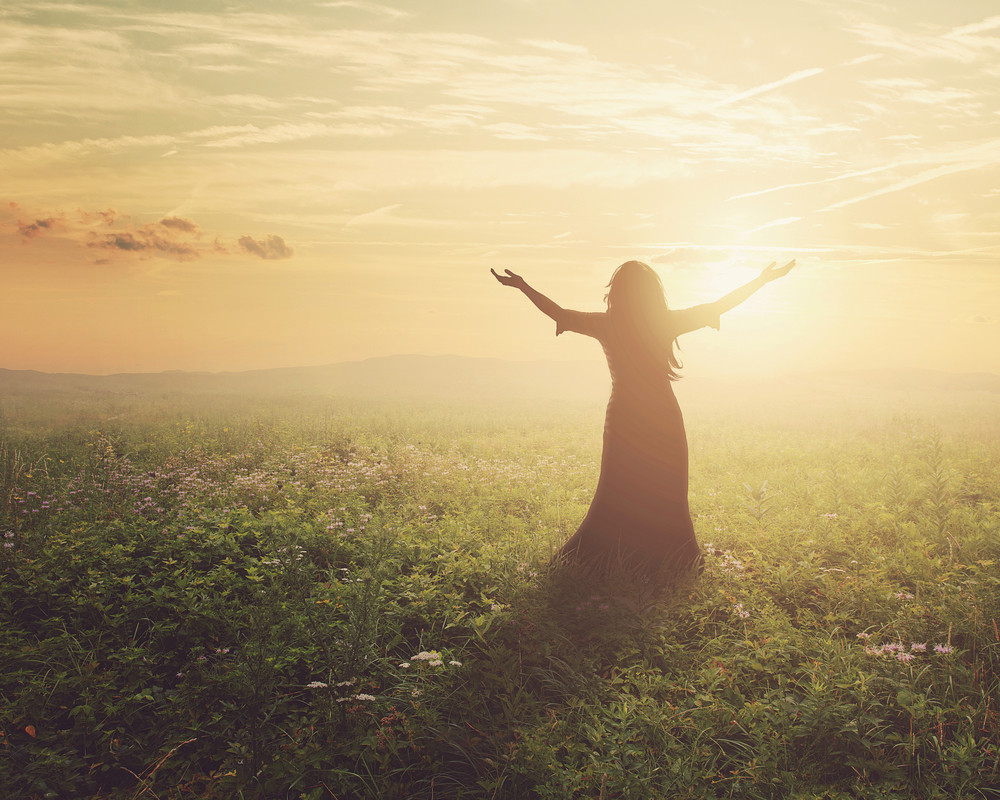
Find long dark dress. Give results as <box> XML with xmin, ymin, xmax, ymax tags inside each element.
<box><xmin>553</xmin><ymin>303</ymin><xmax>720</xmax><ymax>571</ymax></box>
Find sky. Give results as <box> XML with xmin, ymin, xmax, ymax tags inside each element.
<box><xmin>2</xmin><ymin>0</ymin><xmax>998</xmax><ymax>377</ymax></box>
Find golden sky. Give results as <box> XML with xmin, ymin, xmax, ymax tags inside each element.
<box><xmin>2</xmin><ymin>0</ymin><xmax>998</xmax><ymax>376</ymax></box>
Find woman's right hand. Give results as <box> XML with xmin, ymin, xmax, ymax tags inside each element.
<box><xmin>491</xmin><ymin>268</ymin><xmax>527</xmax><ymax>290</ymax></box>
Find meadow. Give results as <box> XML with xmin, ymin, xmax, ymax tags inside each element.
<box><xmin>2</xmin><ymin>377</ymin><xmax>999</xmax><ymax>799</ymax></box>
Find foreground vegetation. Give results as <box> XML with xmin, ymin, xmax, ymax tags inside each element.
<box><xmin>2</xmin><ymin>385</ymin><xmax>1000</xmax><ymax>799</ymax></box>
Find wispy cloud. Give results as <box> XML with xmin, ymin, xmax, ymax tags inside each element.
<box><xmin>317</xmin><ymin>1</ymin><xmax>413</xmax><ymax>20</ymax></box>
<box><xmin>743</xmin><ymin>216</ymin><xmax>801</xmax><ymax>234</ymax></box>
<box><xmin>712</xmin><ymin>67</ymin><xmax>825</xmax><ymax>109</ymax></box>
<box><xmin>344</xmin><ymin>204</ymin><xmax>403</xmax><ymax>227</ymax></box>
<box><xmin>862</xmin><ymin>77</ymin><xmax>979</xmax><ymax>109</ymax></box>
<box><xmin>821</xmin><ymin>140</ymin><xmax>1000</xmax><ymax>212</ymax></box>
<box><xmin>847</xmin><ymin>12</ymin><xmax>1000</xmax><ymax>63</ymax></box>
<box><xmin>727</xmin><ymin>163</ymin><xmax>901</xmax><ymax>202</ymax></box>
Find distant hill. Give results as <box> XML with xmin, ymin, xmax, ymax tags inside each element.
<box><xmin>1</xmin><ymin>358</ymin><xmax>998</xmax><ymax>402</ymax></box>
<box><xmin>0</xmin><ymin>355</ymin><xmax>611</xmax><ymax>401</ymax></box>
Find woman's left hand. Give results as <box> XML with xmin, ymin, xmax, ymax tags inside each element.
<box><xmin>760</xmin><ymin>260</ymin><xmax>795</xmax><ymax>281</ymax></box>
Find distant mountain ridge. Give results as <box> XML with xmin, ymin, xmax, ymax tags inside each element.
<box><xmin>1</xmin><ymin>357</ymin><xmax>999</xmax><ymax>400</ymax></box>
<box><xmin>0</xmin><ymin>355</ymin><xmax>610</xmax><ymax>400</ymax></box>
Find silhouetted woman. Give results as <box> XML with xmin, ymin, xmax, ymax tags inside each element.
<box><xmin>492</xmin><ymin>259</ymin><xmax>794</xmax><ymax>573</ymax></box>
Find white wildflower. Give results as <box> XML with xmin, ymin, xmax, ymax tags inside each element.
<box><xmin>411</xmin><ymin>651</ymin><xmax>441</xmax><ymax>662</ymax></box>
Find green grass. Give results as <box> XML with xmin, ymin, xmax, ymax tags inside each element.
<box><xmin>1</xmin><ymin>389</ymin><xmax>999</xmax><ymax>799</ymax></box>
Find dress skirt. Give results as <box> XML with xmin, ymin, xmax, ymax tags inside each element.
<box><xmin>559</xmin><ymin>376</ymin><xmax>701</xmax><ymax>570</ymax></box>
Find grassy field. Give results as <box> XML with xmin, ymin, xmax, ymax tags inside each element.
<box><xmin>2</xmin><ymin>381</ymin><xmax>999</xmax><ymax>799</ymax></box>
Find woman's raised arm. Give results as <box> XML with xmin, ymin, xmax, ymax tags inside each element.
<box><xmin>491</xmin><ymin>268</ymin><xmax>564</xmax><ymax>321</ymax></box>
<box><xmin>711</xmin><ymin>259</ymin><xmax>795</xmax><ymax>316</ymax></box>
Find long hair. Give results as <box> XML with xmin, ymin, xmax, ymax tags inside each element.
<box><xmin>605</xmin><ymin>260</ymin><xmax>682</xmax><ymax>380</ymax></box>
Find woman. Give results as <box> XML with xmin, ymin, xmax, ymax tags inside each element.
<box><xmin>492</xmin><ymin>259</ymin><xmax>794</xmax><ymax>573</ymax></box>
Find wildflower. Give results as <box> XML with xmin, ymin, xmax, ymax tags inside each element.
<box><xmin>335</xmin><ymin>678</ymin><xmax>357</xmax><ymax>687</ymax></box>
<box><xmin>449</xmin><ymin>660</ymin><xmax>462</xmax><ymax>667</ymax></box>
<box><xmin>398</xmin><ymin>662</ymin><xmax>410</xmax><ymax>669</ymax></box>
<box><xmin>821</xmin><ymin>512</ymin><xmax>838</xmax><ymax>519</ymax></box>
<box><xmin>895</xmin><ymin>591</ymin><xmax>915</xmax><ymax>600</ymax></box>
<box><xmin>896</xmin><ymin>652</ymin><xmax>914</xmax><ymax>662</ymax></box>
<box><xmin>429</xmin><ymin>659</ymin><xmax>444</xmax><ymax>667</ymax></box>
<box><xmin>354</xmin><ymin>694</ymin><xmax>376</xmax><ymax>702</ymax></box>
<box><xmin>856</xmin><ymin>632</ymin><xmax>871</xmax><ymax>640</ymax></box>
<box><xmin>910</xmin><ymin>642</ymin><xmax>926</xmax><ymax>652</ymax></box>
<box><xmin>306</xmin><ymin>681</ymin><xmax>328</xmax><ymax>689</ymax></box>
<box><xmin>934</xmin><ymin>644</ymin><xmax>954</xmax><ymax>655</ymax></box>
<box><xmin>410</xmin><ymin>651</ymin><xmax>441</xmax><ymax>662</ymax></box>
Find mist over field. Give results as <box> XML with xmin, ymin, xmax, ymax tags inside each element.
<box><xmin>3</xmin><ymin>359</ymin><xmax>1000</xmax><ymax>798</ymax></box>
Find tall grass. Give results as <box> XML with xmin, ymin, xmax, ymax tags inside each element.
<box><xmin>1</xmin><ymin>387</ymin><xmax>999</xmax><ymax>798</ymax></box>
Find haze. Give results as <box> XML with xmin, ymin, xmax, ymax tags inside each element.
<box><xmin>2</xmin><ymin>1</ymin><xmax>998</xmax><ymax>377</ymax></box>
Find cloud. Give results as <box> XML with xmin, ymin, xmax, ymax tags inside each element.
<box><xmin>317</xmin><ymin>1</ymin><xmax>413</xmax><ymax>19</ymax></box>
<box><xmin>345</xmin><ymin>204</ymin><xmax>402</xmax><ymax>227</ymax></box>
<box><xmin>822</xmin><ymin>151</ymin><xmax>1000</xmax><ymax>212</ymax></box>
<box><xmin>237</xmin><ymin>234</ymin><xmax>294</xmax><ymax>260</ymax></box>
<box><xmin>968</xmin><ymin>314</ymin><xmax>996</xmax><ymax>325</ymax></box>
<box><xmin>17</xmin><ymin>216</ymin><xmax>65</xmax><ymax>239</ymax></box>
<box><xmin>87</xmin><ymin>222</ymin><xmax>203</xmax><ymax>261</ymax></box>
<box><xmin>847</xmin><ymin>13</ymin><xmax>1000</xmax><ymax>63</ymax></box>
<box><xmin>159</xmin><ymin>216</ymin><xmax>199</xmax><ymax>233</ymax></box>
<box><xmin>7</xmin><ymin>203</ymin><xmax>292</xmax><ymax>264</ymax></box>
<box><xmin>743</xmin><ymin>216</ymin><xmax>801</xmax><ymax>234</ymax></box>
<box><xmin>520</xmin><ymin>39</ymin><xmax>590</xmax><ymax>56</ymax></box>
<box><xmin>712</xmin><ymin>67</ymin><xmax>825</xmax><ymax>109</ymax></box>
<box><xmin>862</xmin><ymin>77</ymin><xmax>977</xmax><ymax>107</ymax></box>
<box><xmin>727</xmin><ymin>162</ymin><xmax>903</xmax><ymax>202</ymax></box>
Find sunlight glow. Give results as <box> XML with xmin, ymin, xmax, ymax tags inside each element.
<box><xmin>2</xmin><ymin>0</ymin><xmax>999</xmax><ymax>375</ymax></box>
